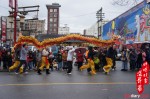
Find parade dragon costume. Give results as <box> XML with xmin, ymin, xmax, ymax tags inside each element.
<box><xmin>37</xmin><ymin>48</ymin><xmax>50</xmax><ymax>75</ymax></box>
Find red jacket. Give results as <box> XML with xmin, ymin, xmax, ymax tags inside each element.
<box><xmin>77</xmin><ymin>53</ymin><xmax>84</xmax><ymax>62</ymax></box>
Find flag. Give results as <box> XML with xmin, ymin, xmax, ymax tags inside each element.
<box><xmin>16</xmin><ymin>0</ymin><xmax>18</xmax><ymax>11</ymax></box>
<box><xmin>9</xmin><ymin>0</ymin><xmax>13</xmax><ymax>8</ymax></box>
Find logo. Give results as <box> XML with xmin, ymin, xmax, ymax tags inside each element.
<box><xmin>136</xmin><ymin>61</ymin><xmax>149</xmax><ymax>94</ymax></box>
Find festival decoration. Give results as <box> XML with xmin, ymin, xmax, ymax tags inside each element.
<box><xmin>14</xmin><ymin>34</ymin><xmax>119</xmax><ymax>49</ymax></box>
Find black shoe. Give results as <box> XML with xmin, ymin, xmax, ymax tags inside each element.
<box><xmin>46</xmin><ymin>69</ymin><xmax>50</xmax><ymax>74</ymax></box>
<box><xmin>121</xmin><ymin>69</ymin><xmax>125</xmax><ymax>71</ymax></box>
<box><xmin>37</xmin><ymin>69</ymin><xmax>42</xmax><ymax>75</ymax></box>
<box><xmin>105</xmin><ymin>72</ymin><xmax>108</xmax><ymax>75</ymax></box>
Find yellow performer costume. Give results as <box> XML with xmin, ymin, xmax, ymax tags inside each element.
<box><xmin>103</xmin><ymin>58</ymin><xmax>113</xmax><ymax>74</ymax></box>
<box><xmin>80</xmin><ymin>59</ymin><xmax>96</xmax><ymax>75</ymax></box>
<box><xmin>37</xmin><ymin>48</ymin><xmax>50</xmax><ymax>75</ymax></box>
<box><xmin>9</xmin><ymin>48</ymin><xmax>23</xmax><ymax>74</ymax></box>
<box><xmin>103</xmin><ymin>47</ymin><xmax>113</xmax><ymax>74</ymax></box>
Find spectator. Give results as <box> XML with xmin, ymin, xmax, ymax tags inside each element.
<box><xmin>57</xmin><ymin>51</ymin><xmax>63</xmax><ymax>71</ymax></box>
<box><xmin>27</xmin><ymin>51</ymin><xmax>33</xmax><ymax>70</ymax></box>
<box><xmin>129</xmin><ymin>49</ymin><xmax>137</xmax><ymax>71</ymax></box>
<box><xmin>121</xmin><ymin>47</ymin><xmax>129</xmax><ymax>71</ymax></box>
<box><xmin>136</xmin><ymin>50</ymin><xmax>142</xmax><ymax>70</ymax></box>
<box><xmin>2</xmin><ymin>49</ymin><xmax>7</xmax><ymax>70</ymax></box>
<box><xmin>142</xmin><ymin>49</ymin><xmax>146</xmax><ymax>63</ymax></box>
<box><xmin>6</xmin><ymin>51</ymin><xmax>13</xmax><ymax>69</ymax></box>
<box><xmin>67</xmin><ymin>47</ymin><xmax>75</xmax><ymax>75</ymax></box>
<box><xmin>0</xmin><ymin>49</ymin><xmax>2</xmax><ymax>70</ymax></box>
<box><xmin>32</xmin><ymin>50</ymin><xmax>37</xmax><ymax>69</ymax></box>
<box><xmin>76</xmin><ymin>50</ymin><xmax>84</xmax><ymax>70</ymax></box>
<box><xmin>62</xmin><ymin>50</ymin><xmax>68</xmax><ymax>70</ymax></box>
<box><xmin>145</xmin><ymin>44</ymin><xmax>150</xmax><ymax>64</ymax></box>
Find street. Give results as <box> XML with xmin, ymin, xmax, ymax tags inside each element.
<box><xmin>0</xmin><ymin>61</ymin><xmax>150</xmax><ymax>99</ymax></box>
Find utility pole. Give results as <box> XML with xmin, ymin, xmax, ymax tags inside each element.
<box><xmin>14</xmin><ymin>0</ymin><xmax>17</xmax><ymax>44</ymax></box>
<box><xmin>96</xmin><ymin>7</ymin><xmax>104</xmax><ymax>39</ymax></box>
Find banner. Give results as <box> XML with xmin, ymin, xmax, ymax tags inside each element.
<box><xmin>1</xmin><ymin>17</ymin><xmax>7</xmax><ymax>42</ymax></box>
<box><xmin>9</xmin><ymin>0</ymin><xmax>13</xmax><ymax>8</ymax></box>
<box><xmin>102</xmin><ymin>1</ymin><xmax>150</xmax><ymax>44</ymax></box>
<box><xmin>136</xmin><ymin>61</ymin><xmax>149</xmax><ymax>94</ymax></box>
<box><xmin>16</xmin><ymin>0</ymin><xmax>18</xmax><ymax>11</ymax></box>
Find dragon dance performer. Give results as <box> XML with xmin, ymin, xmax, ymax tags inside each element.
<box><xmin>80</xmin><ymin>46</ymin><xmax>96</xmax><ymax>75</ymax></box>
<box><xmin>103</xmin><ymin>47</ymin><xmax>113</xmax><ymax>75</ymax></box>
<box><xmin>9</xmin><ymin>46</ymin><xmax>23</xmax><ymax>74</ymax></box>
<box><xmin>37</xmin><ymin>48</ymin><xmax>50</xmax><ymax>75</ymax></box>
<box><xmin>80</xmin><ymin>58</ymin><xmax>96</xmax><ymax>75</ymax></box>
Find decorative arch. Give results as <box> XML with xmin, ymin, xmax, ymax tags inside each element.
<box><xmin>14</xmin><ymin>34</ymin><xmax>119</xmax><ymax>49</ymax></box>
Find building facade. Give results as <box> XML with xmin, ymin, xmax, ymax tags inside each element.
<box><xmin>0</xmin><ymin>16</ymin><xmax>45</xmax><ymax>46</ymax></box>
<box><xmin>24</xmin><ymin>19</ymin><xmax>45</xmax><ymax>36</ymax></box>
<box><xmin>46</xmin><ymin>3</ymin><xmax>61</xmax><ymax>34</ymax></box>
<box><xmin>58</xmin><ymin>25</ymin><xmax>69</xmax><ymax>34</ymax></box>
<box><xmin>84</xmin><ymin>20</ymin><xmax>108</xmax><ymax>37</ymax></box>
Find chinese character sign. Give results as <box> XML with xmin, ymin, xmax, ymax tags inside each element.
<box><xmin>142</xmin><ymin>62</ymin><xmax>149</xmax><ymax>85</ymax></box>
<box><xmin>136</xmin><ymin>61</ymin><xmax>149</xmax><ymax>94</ymax></box>
<box><xmin>136</xmin><ymin>69</ymin><xmax>144</xmax><ymax>94</ymax></box>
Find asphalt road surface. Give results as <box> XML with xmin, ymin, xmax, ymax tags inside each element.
<box><xmin>0</xmin><ymin>61</ymin><xmax>150</xmax><ymax>99</ymax></box>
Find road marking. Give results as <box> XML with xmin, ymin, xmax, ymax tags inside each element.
<box><xmin>0</xmin><ymin>82</ymin><xmax>149</xmax><ymax>86</ymax></box>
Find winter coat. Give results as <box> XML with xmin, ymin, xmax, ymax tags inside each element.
<box><xmin>67</xmin><ymin>48</ymin><xmax>75</xmax><ymax>61</ymax></box>
<box><xmin>77</xmin><ymin>53</ymin><xmax>84</xmax><ymax>62</ymax></box>
<box><xmin>62</xmin><ymin>52</ymin><xmax>67</xmax><ymax>61</ymax></box>
<box><xmin>57</xmin><ymin>53</ymin><xmax>62</xmax><ymax>62</ymax></box>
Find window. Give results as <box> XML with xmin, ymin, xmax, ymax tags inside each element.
<box><xmin>50</xmin><ymin>14</ymin><xmax>53</xmax><ymax>17</ymax></box>
<box><xmin>50</xmin><ymin>18</ymin><xmax>53</xmax><ymax>22</ymax></box>
<box><xmin>50</xmin><ymin>9</ymin><xmax>53</xmax><ymax>12</ymax></box>
<box><xmin>53</xmin><ymin>28</ymin><xmax>57</xmax><ymax>32</ymax></box>
<box><xmin>54</xmin><ymin>18</ymin><xmax>57</xmax><ymax>22</ymax></box>
<box><xmin>50</xmin><ymin>29</ymin><xmax>53</xmax><ymax>32</ymax></box>
<box><xmin>50</xmin><ymin>24</ymin><xmax>53</xmax><ymax>27</ymax></box>
<box><xmin>54</xmin><ymin>9</ymin><xmax>57</xmax><ymax>12</ymax></box>
<box><xmin>54</xmin><ymin>14</ymin><xmax>57</xmax><ymax>17</ymax></box>
<box><xmin>54</xmin><ymin>24</ymin><xmax>57</xmax><ymax>27</ymax></box>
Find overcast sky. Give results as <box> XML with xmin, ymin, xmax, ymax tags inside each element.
<box><xmin>0</xmin><ymin>0</ymin><xmax>142</xmax><ymax>33</ymax></box>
